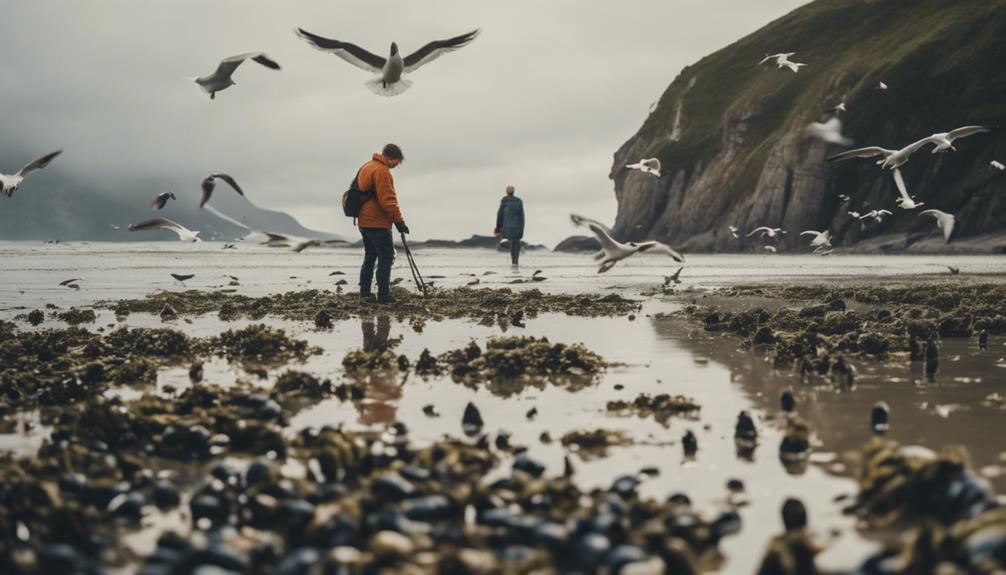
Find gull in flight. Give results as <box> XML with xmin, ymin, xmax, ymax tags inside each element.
<box><xmin>991</xmin><ymin>160</ymin><xmax>1005</xmax><ymax>171</ymax></box>
<box><xmin>570</xmin><ymin>214</ymin><xmax>684</xmax><ymax>273</ymax></box>
<box><xmin>295</xmin><ymin>28</ymin><xmax>480</xmax><ymax>97</ymax></box>
<box><xmin>915</xmin><ymin>126</ymin><xmax>997</xmax><ymax>154</ymax></box>
<box><xmin>664</xmin><ymin>267</ymin><xmax>684</xmax><ymax>286</ymax></box>
<box><xmin>838</xmin><ymin>194</ymin><xmax>851</xmax><ymax>203</ymax></box>
<box><xmin>1</xmin><ymin>150</ymin><xmax>62</xmax><ymax>197</ymax></box>
<box><xmin>831</xmin><ymin>102</ymin><xmax>847</xmax><ymax>114</ymax></box>
<box><xmin>876</xmin><ymin>81</ymin><xmax>888</xmax><ymax>90</ymax></box>
<box><xmin>858</xmin><ymin>209</ymin><xmax>892</xmax><ymax>224</ymax></box>
<box><xmin>758</xmin><ymin>52</ymin><xmax>806</xmax><ymax>73</ymax></box>
<box><xmin>919</xmin><ymin>209</ymin><xmax>955</xmax><ymax>243</ymax></box>
<box><xmin>171</xmin><ymin>273</ymin><xmax>194</xmax><ymax>283</ymax></box>
<box><xmin>626</xmin><ymin>158</ymin><xmax>661</xmax><ymax>177</ymax></box>
<box><xmin>764</xmin><ymin>245</ymin><xmax>777</xmax><ymax>253</ymax></box>
<box><xmin>800</xmin><ymin>230</ymin><xmax>832</xmax><ymax>251</ymax></box>
<box><xmin>729</xmin><ymin>225</ymin><xmax>740</xmax><ymax>239</ymax></box>
<box><xmin>151</xmin><ymin>192</ymin><xmax>176</xmax><ymax>210</ymax></box>
<box><xmin>747</xmin><ymin>226</ymin><xmax>786</xmax><ymax>238</ymax></box>
<box><xmin>128</xmin><ymin>218</ymin><xmax>201</xmax><ymax>242</ymax></box>
<box><xmin>804</xmin><ymin>117</ymin><xmax>853</xmax><ymax>145</ymax></box>
<box><xmin>200</xmin><ymin>173</ymin><xmax>245</xmax><ymax>208</ymax></box>
<box><xmin>59</xmin><ymin>278</ymin><xmax>84</xmax><ymax>287</ymax></box>
<box><xmin>191</xmin><ymin>53</ymin><xmax>281</xmax><ymax>99</ymax></box>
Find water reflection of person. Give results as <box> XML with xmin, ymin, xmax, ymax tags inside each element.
<box><xmin>355</xmin><ymin>314</ymin><xmax>402</xmax><ymax>426</ymax></box>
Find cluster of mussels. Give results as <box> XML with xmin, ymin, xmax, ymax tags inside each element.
<box><xmin>102</xmin><ymin>287</ymin><xmax>640</xmax><ymax>327</ymax></box>
<box><xmin>0</xmin><ymin>322</ymin><xmax>317</xmax><ymax>413</ymax></box>
<box><xmin>685</xmin><ymin>283</ymin><xmax>1005</xmax><ymax>370</ymax></box>
<box><xmin>1</xmin><ymin>391</ymin><xmax>744</xmax><ymax>574</ymax></box>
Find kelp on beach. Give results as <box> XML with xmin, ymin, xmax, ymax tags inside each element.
<box><xmin>101</xmin><ymin>286</ymin><xmax>640</xmax><ymax>324</ymax></box>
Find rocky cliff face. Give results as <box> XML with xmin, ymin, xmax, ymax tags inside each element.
<box><xmin>610</xmin><ymin>0</ymin><xmax>1006</xmax><ymax>252</ymax></box>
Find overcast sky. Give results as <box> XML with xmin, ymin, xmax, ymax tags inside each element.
<box><xmin>0</xmin><ymin>0</ymin><xmax>808</xmax><ymax>245</ymax></box>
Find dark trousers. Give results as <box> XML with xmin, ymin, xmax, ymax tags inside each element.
<box><xmin>360</xmin><ymin>228</ymin><xmax>395</xmax><ymax>297</ymax></box>
<box><xmin>509</xmin><ymin>240</ymin><xmax>521</xmax><ymax>265</ymax></box>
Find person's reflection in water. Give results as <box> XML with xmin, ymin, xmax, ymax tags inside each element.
<box><xmin>354</xmin><ymin>314</ymin><xmax>402</xmax><ymax>426</ymax></box>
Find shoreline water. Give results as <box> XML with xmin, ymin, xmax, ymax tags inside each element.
<box><xmin>2</xmin><ymin>245</ymin><xmax>1006</xmax><ymax>573</ymax></box>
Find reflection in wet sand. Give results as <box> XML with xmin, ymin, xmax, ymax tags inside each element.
<box><xmin>350</xmin><ymin>314</ymin><xmax>402</xmax><ymax>426</ymax></box>
<box><xmin>650</xmin><ymin>315</ymin><xmax>1006</xmax><ymax>494</ymax></box>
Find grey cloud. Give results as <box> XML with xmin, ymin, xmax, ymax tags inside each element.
<box><xmin>0</xmin><ymin>0</ymin><xmax>808</xmax><ymax>246</ymax></box>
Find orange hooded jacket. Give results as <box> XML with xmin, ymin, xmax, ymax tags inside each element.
<box><xmin>356</xmin><ymin>153</ymin><xmax>404</xmax><ymax>229</ymax></box>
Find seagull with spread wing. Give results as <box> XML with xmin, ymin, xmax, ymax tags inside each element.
<box><xmin>747</xmin><ymin>226</ymin><xmax>786</xmax><ymax>238</ymax></box>
<box><xmin>1</xmin><ymin>150</ymin><xmax>62</xmax><ymax>197</ymax></box>
<box><xmin>626</xmin><ymin>158</ymin><xmax>661</xmax><ymax>177</ymax></box>
<box><xmin>919</xmin><ymin>209</ymin><xmax>955</xmax><ymax>243</ymax></box>
<box><xmin>295</xmin><ymin>28</ymin><xmax>480</xmax><ymax>96</ymax></box>
<box><xmin>804</xmin><ymin>117</ymin><xmax>852</xmax><ymax>145</ymax></box>
<box><xmin>191</xmin><ymin>53</ymin><xmax>281</xmax><ymax>99</ymax></box>
<box><xmin>859</xmin><ymin>209</ymin><xmax>893</xmax><ymax>224</ymax></box>
<box><xmin>151</xmin><ymin>191</ymin><xmax>176</xmax><ymax>210</ymax></box>
<box><xmin>570</xmin><ymin>214</ymin><xmax>684</xmax><ymax>274</ymax></box>
<box><xmin>200</xmin><ymin>173</ymin><xmax>245</xmax><ymax>208</ymax></box>
<box><xmin>800</xmin><ymin>230</ymin><xmax>832</xmax><ymax>252</ymax></box>
<box><xmin>128</xmin><ymin>218</ymin><xmax>201</xmax><ymax>242</ymax></box>
<box><xmin>758</xmin><ymin>52</ymin><xmax>806</xmax><ymax>73</ymax></box>
<box><xmin>828</xmin><ymin>126</ymin><xmax>995</xmax><ymax>209</ymax></box>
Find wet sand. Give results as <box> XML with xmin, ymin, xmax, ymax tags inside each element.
<box><xmin>2</xmin><ymin>242</ymin><xmax>1006</xmax><ymax>573</ymax></box>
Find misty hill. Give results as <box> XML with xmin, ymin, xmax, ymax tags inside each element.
<box><xmin>610</xmin><ymin>0</ymin><xmax>1006</xmax><ymax>252</ymax></box>
<box><xmin>0</xmin><ymin>175</ymin><xmax>342</xmax><ymax>242</ymax></box>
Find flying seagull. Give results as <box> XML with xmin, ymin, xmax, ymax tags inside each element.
<box><xmin>827</xmin><ymin>136</ymin><xmax>944</xmax><ymax>210</ymax></box>
<box><xmin>804</xmin><ymin>117</ymin><xmax>852</xmax><ymax>145</ymax></box>
<box><xmin>295</xmin><ymin>28</ymin><xmax>480</xmax><ymax>97</ymax></box>
<box><xmin>800</xmin><ymin>230</ymin><xmax>832</xmax><ymax>249</ymax></box>
<box><xmin>919</xmin><ymin>209</ymin><xmax>955</xmax><ymax>243</ymax></box>
<box><xmin>664</xmin><ymin>266</ymin><xmax>684</xmax><ymax>286</ymax></box>
<box><xmin>151</xmin><ymin>191</ymin><xmax>176</xmax><ymax>210</ymax></box>
<box><xmin>747</xmin><ymin>226</ymin><xmax>786</xmax><ymax>238</ymax></box>
<box><xmin>915</xmin><ymin>126</ymin><xmax>997</xmax><ymax>154</ymax></box>
<box><xmin>171</xmin><ymin>273</ymin><xmax>195</xmax><ymax>282</ymax></box>
<box><xmin>59</xmin><ymin>278</ymin><xmax>84</xmax><ymax>286</ymax></box>
<box><xmin>847</xmin><ymin>210</ymin><xmax>861</xmax><ymax>218</ymax></box>
<box><xmin>626</xmin><ymin>158</ymin><xmax>661</xmax><ymax>177</ymax></box>
<box><xmin>200</xmin><ymin>173</ymin><xmax>245</xmax><ymax>208</ymax></box>
<box><xmin>876</xmin><ymin>81</ymin><xmax>888</xmax><ymax>90</ymax></box>
<box><xmin>729</xmin><ymin>225</ymin><xmax>740</xmax><ymax>239</ymax></box>
<box><xmin>859</xmin><ymin>209</ymin><xmax>892</xmax><ymax>223</ymax></box>
<box><xmin>758</xmin><ymin>52</ymin><xmax>806</xmax><ymax>73</ymax></box>
<box><xmin>1</xmin><ymin>150</ymin><xmax>62</xmax><ymax>197</ymax></box>
<box><xmin>570</xmin><ymin>213</ymin><xmax>684</xmax><ymax>273</ymax></box>
<box><xmin>764</xmin><ymin>245</ymin><xmax>777</xmax><ymax>253</ymax></box>
<box><xmin>128</xmin><ymin>218</ymin><xmax>201</xmax><ymax>242</ymax></box>
<box><xmin>991</xmin><ymin>160</ymin><xmax>1005</xmax><ymax>171</ymax></box>
<box><xmin>191</xmin><ymin>53</ymin><xmax>281</xmax><ymax>99</ymax></box>
<box><xmin>831</xmin><ymin>102</ymin><xmax>847</xmax><ymax>114</ymax></box>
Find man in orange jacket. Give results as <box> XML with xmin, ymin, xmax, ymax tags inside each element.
<box><xmin>356</xmin><ymin>143</ymin><xmax>409</xmax><ymax>304</ymax></box>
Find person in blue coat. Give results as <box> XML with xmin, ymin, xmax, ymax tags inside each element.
<box><xmin>494</xmin><ymin>185</ymin><xmax>525</xmax><ymax>268</ymax></box>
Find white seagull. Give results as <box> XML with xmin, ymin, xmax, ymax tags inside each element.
<box><xmin>876</xmin><ymin>81</ymin><xmax>888</xmax><ymax>90</ymax></box>
<box><xmin>991</xmin><ymin>160</ymin><xmax>1005</xmax><ymax>171</ymax></box>
<box><xmin>570</xmin><ymin>214</ymin><xmax>684</xmax><ymax>274</ymax></box>
<box><xmin>764</xmin><ymin>245</ymin><xmax>777</xmax><ymax>253</ymax></box>
<box><xmin>1</xmin><ymin>150</ymin><xmax>62</xmax><ymax>197</ymax></box>
<box><xmin>295</xmin><ymin>28</ymin><xmax>480</xmax><ymax>97</ymax></box>
<box><xmin>831</xmin><ymin>102</ymin><xmax>847</xmax><ymax>114</ymax></box>
<box><xmin>758</xmin><ymin>52</ymin><xmax>806</xmax><ymax>73</ymax></box>
<box><xmin>919</xmin><ymin>209</ymin><xmax>955</xmax><ymax>243</ymax></box>
<box><xmin>626</xmin><ymin>158</ymin><xmax>662</xmax><ymax>177</ymax></box>
<box><xmin>729</xmin><ymin>225</ymin><xmax>740</xmax><ymax>239</ymax></box>
<box><xmin>129</xmin><ymin>218</ymin><xmax>201</xmax><ymax>242</ymax></box>
<box><xmin>151</xmin><ymin>192</ymin><xmax>176</xmax><ymax>210</ymax></box>
<box><xmin>859</xmin><ymin>209</ymin><xmax>893</xmax><ymax>223</ymax></box>
<box><xmin>191</xmin><ymin>53</ymin><xmax>281</xmax><ymax>100</ymax></box>
<box><xmin>804</xmin><ymin>117</ymin><xmax>853</xmax><ymax>145</ymax></box>
<box><xmin>747</xmin><ymin>226</ymin><xmax>786</xmax><ymax>238</ymax></box>
<box><xmin>847</xmin><ymin>210</ymin><xmax>861</xmax><ymax>218</ymax></box>
<box><xmin>200</xmin><ymin>173</ymin><xmax>245</xmax><ymax>208</ymax></box>
<box><xmin>915</xmin><ymin>125</ymin><xmax>997</xmax><ymax>154</ymax></box>
<box><xmin>800</xmin><ymin>230</ymin><xmax>832</xmax><ymax>250</ymax></box>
